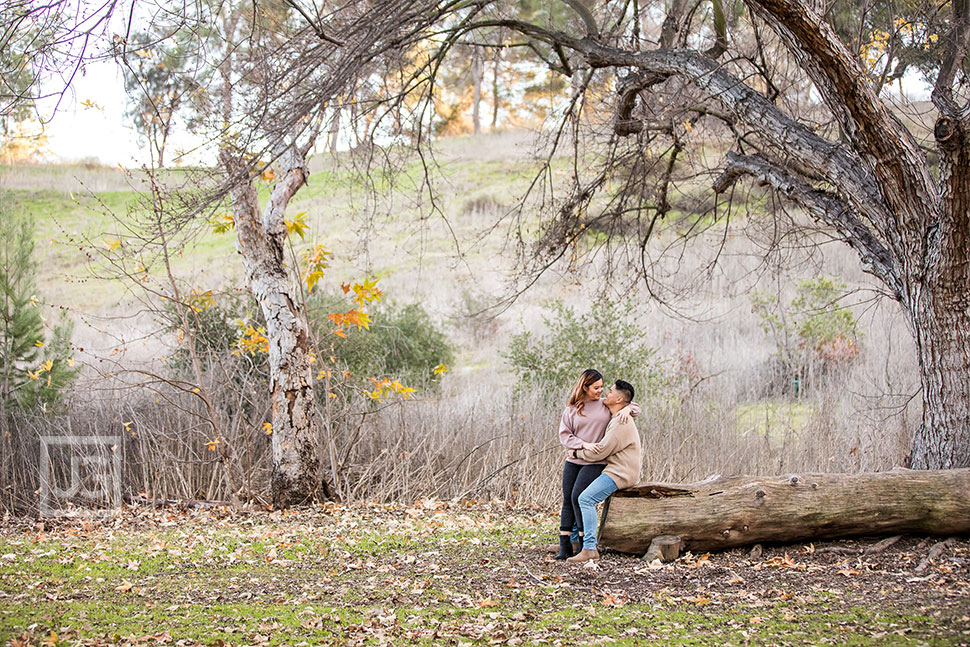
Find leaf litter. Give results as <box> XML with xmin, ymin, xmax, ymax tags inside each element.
<box><xmin>0</xmin><ymin>501</ymin><xmax>967</xmax><ymax>646</ymax></box>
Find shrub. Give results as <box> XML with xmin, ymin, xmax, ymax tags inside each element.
<box><xmin>308</xmin><ymin>297</ymin><xmax>454</xmax><ymax>388</ymax></box>
<box><xmin>503</xmin><ymin>300</ymin><xmax>668</xmax><ymax>400</ymax></box>
<box><xmin>751</xmin><ymin>276</ymin><xmax>861</xmax><ymax>395</ymax></box>
<box><xmin>163</xmin><ymin>289</ymin><xmax>262</xmax><ymax>374</ymax></box>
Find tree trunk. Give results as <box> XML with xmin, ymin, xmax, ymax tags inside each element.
<box><xmin>911</xmin><ymin>296</ymin><xmax>970</xmax><ymax>469</ymax></box>
<box><xmin>222</xmin><ymin>148</ymin><xmax>320</xmax><ymax>508</ymax></box>
<box><xmin>910</xmin><ymin>115</ymin><xmax>970</xmax><ymax>469</ymax></box>
<box><xmin>597</xmin><ymin>469</ymin><xmax>970</xmax><ymax>555</ymax></box>
<box><xmin>491</xmin><ymin>51</ymin><xmax>500</xmax><ymax>130</ymax></box>
<box><xmin>472</xmin><ymin>48</ymin><xmax>482</xmax><ymax>134</ymax></box>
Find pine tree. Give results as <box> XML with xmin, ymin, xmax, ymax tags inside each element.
<box><xmin>0</xmin><ymin>199</ymin><xmax>76</xmax><ymax>410</ymax></box>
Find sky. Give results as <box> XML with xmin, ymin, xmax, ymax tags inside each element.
<box><xmin>41</xmin><ymin>61</ymin><xmax>148</xmax><ymax>166</ymax></box>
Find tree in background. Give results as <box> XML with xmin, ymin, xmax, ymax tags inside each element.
<box><xmin>458</xmin><ymin>0</ymin><xmax>970</xmax><ymax>470</ymax></box>
<box><xmin>117</xmin><ymin>30</ymin><xmax>199</xmax><ymax>167</ymax></box>
<box><xmin>752</xmin><ymin>277</ymin><xmax>862</xmax><ymax>396</ymax></box>
<box><xmin>0</xmin><ymin>200</ymin><xmax>76</xmax><ymax>411</ymax></box>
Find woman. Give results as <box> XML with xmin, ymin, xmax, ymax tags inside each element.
<box><xmin>554</xmin><ymin>369</ymin><xmax>638</xmax><ymax>560</ymax></box>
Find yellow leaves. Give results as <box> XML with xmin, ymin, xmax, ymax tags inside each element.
<box><xmin>232</xmin><ymin>322</ymin><xmax>269</xmax><ymax>356</ymax></box>
<box><xmin>102</xmin><ymin>237</ymin><xmax>122</xmax><ymax>251</ymax></box>
<box><xmin>432</xmin><ymin>363</ymin><xmax>448</xmax><ymax>376</ymax></box>
<box><xmin>260</xmin><ymin>167</ymin><xmax>276</xmax><ymax>182</ymax></box>
<box><xmin>262</xmin><ymin>422</ymin><xmax>273</xmax><ymax>435</ymax></box>
<box><xmin>301</xmin><ymin>244</ymin><xmax>332</xmax><ymax>292</ymax></box>
<box><xmin>206</xmin><ymin>439</ymin><xmax>220</xmax><ymax>451</ymax></box>
<box><xmin>327</xmin><ymin>277</ymin><xmax>383</xmax><ymax>336</ymax></box>
<box><xmin>210</xmin><ymin>213</ymin><xmax>235</xmax><ymax>234</ymax></box>
<box><xmin>33</xmin><ymin>339</ymin><xmax>43</xmax><ymax>348</ymax></box>
<box><xmin>187</xmin><ymin>289</ymin><xmax>216</xmax><ymax>312</ymax></box>
<box><xmin>342</xmin><ymin>277</ymin><xmax>383</xmax><ymax>308</ymax></box>
<box><xmin>66</xmin><ymin>357</ymin><xmax>75</xmax><ymax>367</ymax></box>
<box><xmin>285</xmin><ymin>212</ymin><xmax>309</xmax><ymax>240</ymax></box>
<box><xmin>27</xmin><ymin>359</ymin><xmax>54</xmax><ymax>383</ymax></box>
<box><xmin>365</xmin><ymin>378</ymin><xmax>417</xmax><ymax>402</ymax></box>
<box><xmin>80</xmin><ymin>98</ymin><xmax>102</xmax><ymax>110</ymax></box>
<box><xmin>133</xmin><ymin>48</ymin><xmax>152</xmax><ymax>59</ymax></box>
<box><xmin>29</xmin><ymin>295</ymin><xmax>38</xmax><ymax>307</ymax></box>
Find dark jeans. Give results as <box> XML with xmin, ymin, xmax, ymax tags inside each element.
<box><xmin>560</xmin><ymin>461</ymin><xmax>605</xmax><ymax>535</ymax></box>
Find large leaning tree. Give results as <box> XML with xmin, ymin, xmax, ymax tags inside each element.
<box><xmin>459</xmin><ymin>0</ymin><xmax>970</xmax><ymax>470</ymax></box>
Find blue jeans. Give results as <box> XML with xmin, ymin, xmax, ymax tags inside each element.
<box><xmin>577</xmin><ymin>473</ymin><xmax>618</xmax><ymax>551</ymax></box>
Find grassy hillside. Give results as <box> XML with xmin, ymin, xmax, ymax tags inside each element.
<box><xmin>0</xmin><ymin>130</ymin><xmax>922</xmax><ymax>505</ymax></box>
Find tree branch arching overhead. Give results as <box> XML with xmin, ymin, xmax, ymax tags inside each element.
<box><xmin>459</xmin><ymin>0</ymin><xmax>970</xmax><ymax>470</ymax></box>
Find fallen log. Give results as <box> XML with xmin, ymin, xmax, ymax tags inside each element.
<box><xmin>597</xmin><ymin>468</ymin><xmax>970</xmax><ymax>557</ymax></box>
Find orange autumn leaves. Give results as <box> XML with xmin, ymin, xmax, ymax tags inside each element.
<box><xmin>328</xmin><ymin>277</ymin><xmax>383</xmax><ymax>338</ymax></box>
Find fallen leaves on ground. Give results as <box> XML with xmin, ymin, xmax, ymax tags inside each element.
<box><xmin>0</xmin><ymin>502</ymin><xmax>968</xmax><ymax>646</ymax></box>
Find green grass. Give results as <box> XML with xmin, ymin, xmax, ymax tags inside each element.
<box><xmin>735</xmin><ymin>399</ymin><xmax>815</xmax><ymax>439</ymax></box>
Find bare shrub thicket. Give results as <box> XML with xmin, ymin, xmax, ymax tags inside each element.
<box><xmin>1</xmin><ymin>318</ymin><xmax>914</xmax><ymax>516</ymax></box>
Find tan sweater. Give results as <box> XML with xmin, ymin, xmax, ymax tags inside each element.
<box><xmin>576</xmin><ymin>415</ymin><xmax>641</xmax><ymax>489</ymax></box>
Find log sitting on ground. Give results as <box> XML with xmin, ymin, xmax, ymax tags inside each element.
<box><xmin>597</xmin><ymin>468</ymin><xmax>970</xmax><ymax>558</ymax></box>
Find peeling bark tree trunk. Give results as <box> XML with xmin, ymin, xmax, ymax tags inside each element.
<box><xmin>598</xmin><ymin>469</ymin><xmax>970</xmax><ymax>555</ymax></box>
<box><xmin>222</xmin><ymin>143</ymin><xmax>320</xmax><ymax>508</ymax></box>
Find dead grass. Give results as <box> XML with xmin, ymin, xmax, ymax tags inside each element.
<box><xmin>0</xmin><ymin>130</ymin><xmax>924</xmax><ymax>513</ymax></box>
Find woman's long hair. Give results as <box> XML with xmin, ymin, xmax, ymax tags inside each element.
<box><xmin>567</xmin><ymin>369</ymin><xmax>603</xmax><ymax>416</ymax></box>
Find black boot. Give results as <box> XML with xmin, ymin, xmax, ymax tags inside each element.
<box><xmin>554</xmin><ymin>534</ymin><xmax>575</xmax><ymax>560</ymax></box>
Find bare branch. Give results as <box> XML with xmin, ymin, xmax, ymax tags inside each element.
<box><xmin>742</xmin><ymin>0</ymin><xmax>937</xmax><ymax>232</ymax></box>
<box><xmin>715</xmin><ymin>150</ymin><xmax>901</xmax><ymax>299</ymax></box>
<box><xmin>561</xmin><ymin>0</ymin><xmax>599</xmax><ymax>37</ymax></box>
<box><xmin>931</xmin><ymin>0</ymin><xmax>970</xmax><ymax>116</ymax></box>
<box><xmin>282</xmin><ymin>0</ymin><xmax>346</xmax><ymax>46</ymax></box>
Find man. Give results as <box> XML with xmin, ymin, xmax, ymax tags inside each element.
<box><xmin>565</xmin><ymin>380</ymin><xmax>642</xmax><ymax>563</ymax></box>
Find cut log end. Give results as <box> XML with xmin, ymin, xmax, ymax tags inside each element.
<box><xmin>643</xmin><ymin>535</ymin><xmax>682</xmax><ymax>562</ymax></box>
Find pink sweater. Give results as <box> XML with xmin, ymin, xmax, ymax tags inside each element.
<box><xmin>559</xmin><ymin>400</ymin><xmax>641</xmax><ymax>466</ymax></box>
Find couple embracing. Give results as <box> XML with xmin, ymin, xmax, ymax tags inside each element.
<box><xmin>555</xmin><ymin>369</ymin><xmax>642</xmax><ymax>563</ymax></box>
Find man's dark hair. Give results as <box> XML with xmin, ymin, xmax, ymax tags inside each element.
<box><xmin>614</xmin><ymin>379</ymin><xmax>634</xmax><ymax>403</ymax></box>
